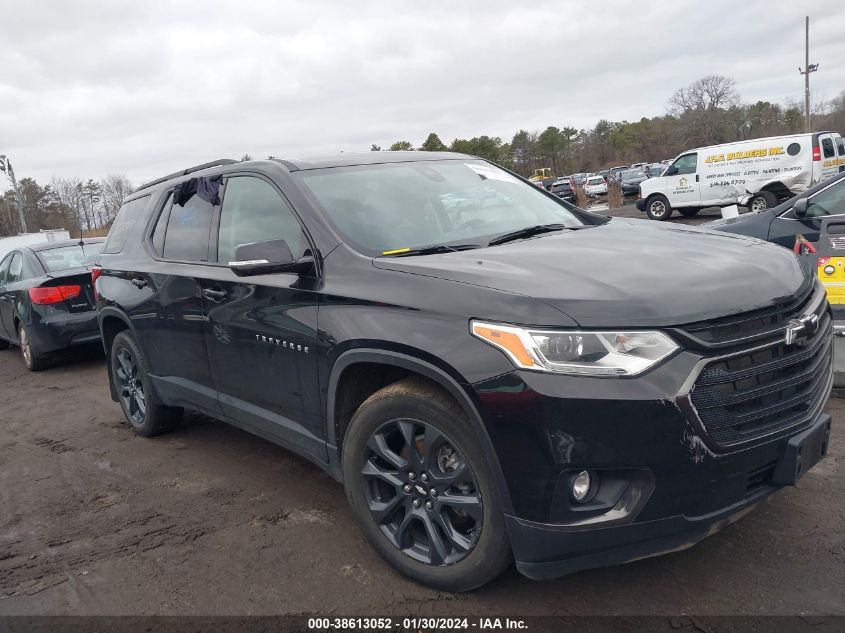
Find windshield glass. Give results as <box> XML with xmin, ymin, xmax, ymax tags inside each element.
<box><xmin>621</xmin><ymin>170</ymin><xmax>645</xmax><ymax>179</ymax></box>
<box><xmin>37</xmin><ymin>242</ymin><xmax>104</xmax><ymax>272</ymax></box>
<box><xmin>297</xmin><ymin>160</ymin><xmax>585</xmax><ymax>255</ymax></box>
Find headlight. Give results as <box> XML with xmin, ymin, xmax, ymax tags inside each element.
<box><xmin>471</xmin><ymin>321</ymin><xmax>679</xmax><ymax>376</ymax></box>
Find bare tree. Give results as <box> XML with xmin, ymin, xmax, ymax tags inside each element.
<box><xmin>50</xmin><ymin>176</ymin><xmax>84</xmax><ymax>237</ymax></box>
<box><xmin>669</xmin><ymin>75</ymin><xmax>740</xmax><ymax>113</ymax></box>
<box><xmin>100</xmin><ymin>174</ymin><xmax>134</xmax><ymax>224</ymax></box>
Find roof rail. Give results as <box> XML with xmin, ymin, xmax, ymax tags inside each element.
<box><xmin>134</xmin><ymin>158</ymin><xmax>238</xmax><ymax>193</ymax></box>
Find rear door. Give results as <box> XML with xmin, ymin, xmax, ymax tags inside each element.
<box><xmin>199</xmin><ymin>174</ymin><xmax>325</xmax><ymax>463</ymax></box>
<box><xmin>0</xmin><ymin>252</ymin><xmax>26</xmax><ymax>341</ymax></box>
<box><xmin>818</xmin><ymin>133</ymin><xmax>840</xmax><ymax>181</ymax></box>
<box><xmin>0</xmin><ymin>253</ymin><xmax>14</xmax><ymax>338</ymax></box>
<box><xmin>664</xmin><ymin>153</ymin><xmax>701</xmax><ymax>207</ymax></box>
<box><xmin>140</xmin><ymin>189</ymin><xmax>219</xmax><ymax>412</ymax></box>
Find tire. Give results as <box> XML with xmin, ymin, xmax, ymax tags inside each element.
<box><xmin>646</xmin><ymin>194</ymin><xmax>672</xmax><ymax>221</ymax></box>
<box><xmin>110</xmin><ymin>330</ymin><xmax>182</xmax><ymax>437</ymax></box>
<box><xmin>747</xmin><ymin>191</ymin><xmax>778</xmax><ymax>212</ymax></box>
<box><xmin>342</xmin><ymin>377</ymin><xmax>511</xmax><ymax>591</ymax></box>
<box><xmin>678</xmin><ymin>207</ymin><xmax>700</xmax><ymax>217</ymax></box>
<box><xmin>18</xmin><ymin>325</ymin><xmax>51</xmax><ymax>371</ymax></box>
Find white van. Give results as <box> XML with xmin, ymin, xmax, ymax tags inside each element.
<box><xmin>0</xmin><ymin>229</ymin><xmax>71</xmax><ymax>260</ymax></box>
<box><xmin>637</xmin><ymin>131</ymin><xmax>844</xmax><ymax>220</ymax></box>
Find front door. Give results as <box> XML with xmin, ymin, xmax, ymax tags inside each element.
<box><xmin>768</xmin><ymin>176</ymin><xmax>845</xmax><ymax>251</ymax></box>
<box><xmin>200</xmin><ymin>174</ymin><xmax>325</xmax><ymax>463</ymax></box>
<box><xmin>665</xmin><ymin>152</ymin><xmax>701</xmax><ymax>207</ymax></box>
<box><xmin>0</xmin><ymin>252</ymin><xmax>18</xmax><ymax>339</ymax></box>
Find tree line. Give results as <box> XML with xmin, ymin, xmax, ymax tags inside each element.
<box><xmin>0</xmin><ymin>174</ymin><xmax>133</xmax><ymax>238</ymax></box>
<box><xmin>373</xmin><ymin>75</ymin><xmax>845</xmax><ymax>178</ymax></box>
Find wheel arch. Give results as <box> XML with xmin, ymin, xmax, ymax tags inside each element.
<box><xmin>98</xmin><ymin>307</ymin><xmax>136</xmax><ymax>402</ymax></box>
<box><xmin>759</xmin><ymin>181</ymin><xmax>793</xmax><ymax>202</ymax></box>
<box><xmin>326</xmin><ymin>349</ymin><xmax>515</xmax><ymax>515</ymax></box>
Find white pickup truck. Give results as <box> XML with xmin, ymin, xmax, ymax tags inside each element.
<box><xmin>637</xmin><ymin>131</ymin><xmax>844</xmax><ymax>220</ymax></box>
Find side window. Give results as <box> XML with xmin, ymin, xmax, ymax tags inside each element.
<box><xmin>216</xmin><ymin>177</ymin><xmax>307</xmax><ymax>265</ymax></box>
<box><xmin>151</xmin><ymin>193</ymin><xmax>174</xmax><ymax>256</ymax></box>
<box><xmin>162</xmin><ymin>190</ymin><xmax>215</xmax><ymax>261</ymax></box>
<box><xmin>6</xmin><ymin>253</ymin><xmax>22</xmax><ymax>283</ymax></box>
<box><xmin>807</xmin><ymin>180</ymin><xmax>845</xmax><ymax>218</ymax></box>
<box><xmin>0</xmin><ymin>254</ymin><xmax>12</xmax><ymax>284</ymax></box>
<box><xmin>103</xmin><ymin>195</ymin><xmax>150</xmax><ymax>254</ymax></box>
<box><xmin>673</xmin><ymin>153</ymin><xmax>697</xmax><ymax>175</ymax></box>
<box><xmin>822</xmin><ymin>138</ymin><xmax>836</xmax><ymax>159</ymax></box>
<box><xmin>20</xmin><ymin>252</ymin><xmax>40</xmax><ymax>280</ymax></box>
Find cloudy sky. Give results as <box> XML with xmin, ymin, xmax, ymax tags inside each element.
<box><xmin>1</xmin><ymin>0</ymin><xmax>844</xmax><ymax>186</ymax></box>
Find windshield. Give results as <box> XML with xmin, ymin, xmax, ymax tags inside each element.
<box><xmin>621</xmin><ymin>170</ymin><xmax>645</xmax><ymax>179</ymax></box>
<box><xmin>297</xmin><ymin>160</ymin><xmax>586</xmax><ymax>255</ymax></box>
<box><xmin>37</xmin><ymin>242</ymin><xmax>104</xmax><ymax>272</ymax></box>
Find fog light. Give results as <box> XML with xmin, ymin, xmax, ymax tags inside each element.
<box><xmin>572</xmin><ymin>470</ymin><xmax>591</xmax><ymax>502</ymax></box>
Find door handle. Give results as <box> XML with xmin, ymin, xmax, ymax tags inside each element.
<box><xmin>696</xmin><ymin>175</ymin><xmax>700</xmax><ymax>182</ymax></box>
<box><xmin>202</xmin><ymin>288</ymin><xmax>227</xmax><ymax>301</ymax></box>
<box><xmin>131</xmin><ymin>278</ymin><xmax>147</xmax><ymax>288</ymax></box>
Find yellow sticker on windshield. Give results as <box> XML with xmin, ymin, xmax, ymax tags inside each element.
<box><xmin>382</xmin><ymin>248</ymin><xmax>411</xmax><ymax>255</ymax></box>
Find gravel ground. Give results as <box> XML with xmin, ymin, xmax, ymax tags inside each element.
<box><xmin>1</xmin><ymin>206</ymin><xmax>843</xmax><ymax>616</ymax></box>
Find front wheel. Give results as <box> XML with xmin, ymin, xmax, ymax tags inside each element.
<box><xmin>110</xmin><ymin>330</ymin><xmax>182</xmax><ymax>437</ymax></box>
<box><xmin>646</xmin><ymin>195</ymin><xmax>672</xmax><ymax>220</ymax></box>
<box><xmin>342</xmin><ymin>377</ymin><xmax>511</xmax><ymax>591</ymax></box>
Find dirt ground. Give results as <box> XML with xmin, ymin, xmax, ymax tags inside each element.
<box><xmin>1</xmin><ymin>207</ymin><xmax>843</xmax><ymax>616</ymax></box>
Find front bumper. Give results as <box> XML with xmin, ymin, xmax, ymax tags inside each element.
<box><xmin>507</xmin><ymin>411</ymin><xmax>831</xmax><ymax>579</ymax></box>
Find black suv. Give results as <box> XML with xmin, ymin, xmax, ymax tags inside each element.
<box><xmin>94</xmin><ymin>153</ymin><xmax>833</xmax><ymax>591</ymax></box>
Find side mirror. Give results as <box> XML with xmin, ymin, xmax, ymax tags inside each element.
<box><xmin>228</xmin><ymin>239</ymin><xmax>314</xmax><ymax>277</ymax></box>
<box><xmin>792</xmin><ymin>197</ymin><xmax>809</xmax><ymax>218</ymax></box>
<box><xmin>664</xmin><ymin>165</ymin><xmax>678</xmax><ymax>177</ymax></box>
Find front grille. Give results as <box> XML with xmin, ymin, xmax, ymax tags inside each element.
<box><xmin>672</xmin><ymin>282</ymin><xmax>817</xmax><ymax>350</ymax></box>
<box><xmin>686</xmin><ymin>290</ymin><xmax>832</xmax><ymax>449</ymax></box>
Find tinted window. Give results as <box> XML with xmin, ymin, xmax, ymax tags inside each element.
<box><xmin>7</xmin><ymin>253</ymin><xmax>22</xmax><ymax>283</ymax></box>
<box><xmin>21</xmin><ymin>251</ymin><xmax>40</xmax><ymax>279</ymax></box>
<box><xmin>807</xmin><ymin>180</ymin><xmax>845</xmax><ymax>218</ymax></box>
<box><xmin>216</xmin><ymin>177</ymin><xmax>307</xmax><ymax>264</ymax></box>
<box><xmin>822</xmin><ymin>138</ymin><xmax>835</xmax><ymax>159</ymax></box>
<box><xmin>673</xmin><ymin>153</ymin><xmax>697</xmax><ymax>175</ymax></box>
<box><xmin>103</xmin><ymin>195</ymin><xmax>150</xmax><ymax>254</ymax></box>
<box><xmin>37</xmin><ymin>243</ymin><xmax>104</xmax><ymax>272</ymax></box>
<box><xmin>0</xmin><ymin>254</ymin><xmax>12</xmax><ymax>284</ymax></box>
<box><xmin>162</xmin><ymin>191</ymin><xmax>214</xmax><ymax>261</ymax></box>
<box><xmin>151</xmin><ymin>194</ymin><xmax>174</xmax><ymax>256</ymax></box>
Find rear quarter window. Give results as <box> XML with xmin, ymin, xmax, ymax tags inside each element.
<box><xmin>103</xmin><ymin>195</ymin><xmax>150</xmax><ymax>254</ymax></box>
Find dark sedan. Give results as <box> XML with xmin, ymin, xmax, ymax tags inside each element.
<box><xmin>618</xmin><ymin>169</ymin><xmax>648</xmax><ymax>195</ymax></box>
<box><xmin>0</xmin><ymin>238</ymin><xmax>104</xmax><ymax>370</ymax></box>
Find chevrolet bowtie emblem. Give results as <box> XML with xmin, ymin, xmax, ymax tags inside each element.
<box><xmin>785</xmin><ymin>313</ymin><xmax>819</xmax><ymax>347</ymax></box>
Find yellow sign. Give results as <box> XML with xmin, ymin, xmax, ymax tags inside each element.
<box><xmin>817</xmin><ymin>256</ymin><xmax>845</xmax><ymax>304</ymax></box>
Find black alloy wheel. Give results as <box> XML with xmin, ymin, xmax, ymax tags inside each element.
<box><xmin>362</xmin><ymin>418</ymin><xmax>483</xmax><ymax>566</ymax></box>
<box><xmin>115</xmin><ymin>345</ymin><xmax>146</xmax><ymax>426</ymax></box>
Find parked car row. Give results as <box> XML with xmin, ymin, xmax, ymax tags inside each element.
<box><xmin>0</xmin><ymin>151</ymin><xmax>836</xmax><ymax>595</ymax></box>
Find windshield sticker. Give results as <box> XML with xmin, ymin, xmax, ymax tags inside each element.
<box><xmin>464</xmin><ymin>163</ymin><xmax>518</xmax><ymax>183</ymax></box>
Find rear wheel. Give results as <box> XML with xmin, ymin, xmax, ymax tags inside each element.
<box><xmin>110</xmin><ymin>330</ymin><xmax>182</xmax><ymax>437</ymax></box>
<box><xmin>18</xmin><ymin>325</ymin><xmax>50</xmax><ymax>371</ymax></box>
<box><xmin>747</xmin><ymin>191</ymin><xmax>778</xmax><ymax>212</ymax></box>
<box><xmin>646</xmin><ymin>194</ymin><xmax>672</xmax><ymax>221</ymax></box>
<box><xmin>678</xmin><ymin>207</ymin><xmax>700</xmax><ymax>217</ymax></box>
<box><xmin>342</xmin><ymin>377</ymin><xmax>510</xmax><ymax>591</ymax></box>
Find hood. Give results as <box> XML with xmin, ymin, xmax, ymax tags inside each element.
<box><xmin>373</xmin><ymin>219</ymin><xmax>809</xmax><ymax>327</ymax></box>
<box><xmin>705</xmin><ymin>208</ymin><xmax>777</xmax><ymax>239</ymax></box>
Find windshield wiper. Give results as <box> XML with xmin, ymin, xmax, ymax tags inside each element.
<box><xmin>382</xmin><ymin>243</ymin><xmax>482</xmax><ymax>257</ymax></box>
<box><xmin>487</xmin><ymin>223</ymin><xmax>589</xmax><ymax>246</ymax></box>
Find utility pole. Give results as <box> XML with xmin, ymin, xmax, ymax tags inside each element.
<box><xmin>799</xmin><ymin>16</ymin><xmax>819</xmax><ymax>133</ymax></box>
<box><xmin>0</xmin><ymin>154</ymin><xmax>28</xmax><ymax>233</ymax></box>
